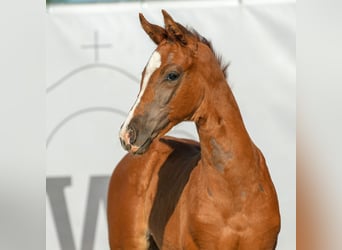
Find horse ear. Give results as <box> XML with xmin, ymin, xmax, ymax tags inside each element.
<box><xmin>139</xmin><ymin>13</ymin><xmax>167</xmax><ymax>45</ymax></box>
<box><xmin>161</xmin><ymin>9</ymin><xmax>189</xmax><ymax>45</ymax></box>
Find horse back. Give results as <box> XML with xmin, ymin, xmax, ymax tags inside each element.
<box><xmin>148</xmin><ymin>137</ymin><xmax>201</xmax><ymax>248</ymax></box>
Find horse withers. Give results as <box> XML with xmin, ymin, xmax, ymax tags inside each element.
<box><xmin>107</xmin><ymin>10</ymin><xmax>280</xmax><ymax>250</ymax></box>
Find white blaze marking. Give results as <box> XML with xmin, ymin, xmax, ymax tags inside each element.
<box><xmin>120</xmin><ymin>51</ymin><xmax>161</xmax><ymax>140</ymax></box>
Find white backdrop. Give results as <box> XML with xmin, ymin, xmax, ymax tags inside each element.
<box><xmin>46</xmin><ymin>1</ymin><xmax>295</xmax><ymax>249</ymax></box>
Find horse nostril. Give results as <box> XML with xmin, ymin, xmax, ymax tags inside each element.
<box><xmin>120</xmin><ymin>137</ymin><xmax>132</xmax><ymax>151</ymax></box>
<box><xmin>128</xmin><ymin>127</ymin><xmax>137</xmax><ymax>145</ymax></box>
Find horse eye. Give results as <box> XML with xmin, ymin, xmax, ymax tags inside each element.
<box><xmin>166</xmin><ymin>72</ymin><xmax>180</xmax><ymax>81</ymax></box>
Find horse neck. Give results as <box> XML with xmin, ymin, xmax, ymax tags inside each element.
<box><xmin>194</xmin><ymin>76</ymin><xmax>258</xmax><ymax>182</ymax></box>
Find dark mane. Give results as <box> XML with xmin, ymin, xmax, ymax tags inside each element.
<box><xmin>187</xmin><ymin>27</ymin><xmax>229</xmax><ymax>78</ymax></box>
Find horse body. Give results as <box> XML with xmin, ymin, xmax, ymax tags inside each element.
<box><xmin>108</xmin><ymin>10</ymin><xmax>280</xmax><ymax>250</ymax></box>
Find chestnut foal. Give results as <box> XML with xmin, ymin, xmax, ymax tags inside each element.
<box><xmin>108</xmin><ymin>10</ymin><xmax>280</xmax><ymax>250</ymax></box>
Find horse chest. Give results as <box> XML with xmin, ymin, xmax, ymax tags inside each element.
<box><xmin>157</xmin><ymin>174</ymin><xmax>247</xmax><ymax>249</ymax></box>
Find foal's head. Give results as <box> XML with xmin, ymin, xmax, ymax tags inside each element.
<box><xmin>120</xmin><ymin>10</ymin><xmax>227</xmax><ymax>154</ymax></box>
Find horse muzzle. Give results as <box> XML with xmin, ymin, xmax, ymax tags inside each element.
<box><xmin>119</xmin><ymin>108</ymin><xmax>170</xmax><ymax>154</ymax></box>
<box><xmin>119</xmin><ymin>125</ymin><xmax>153</xmax><ymax>154</ymax></box>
